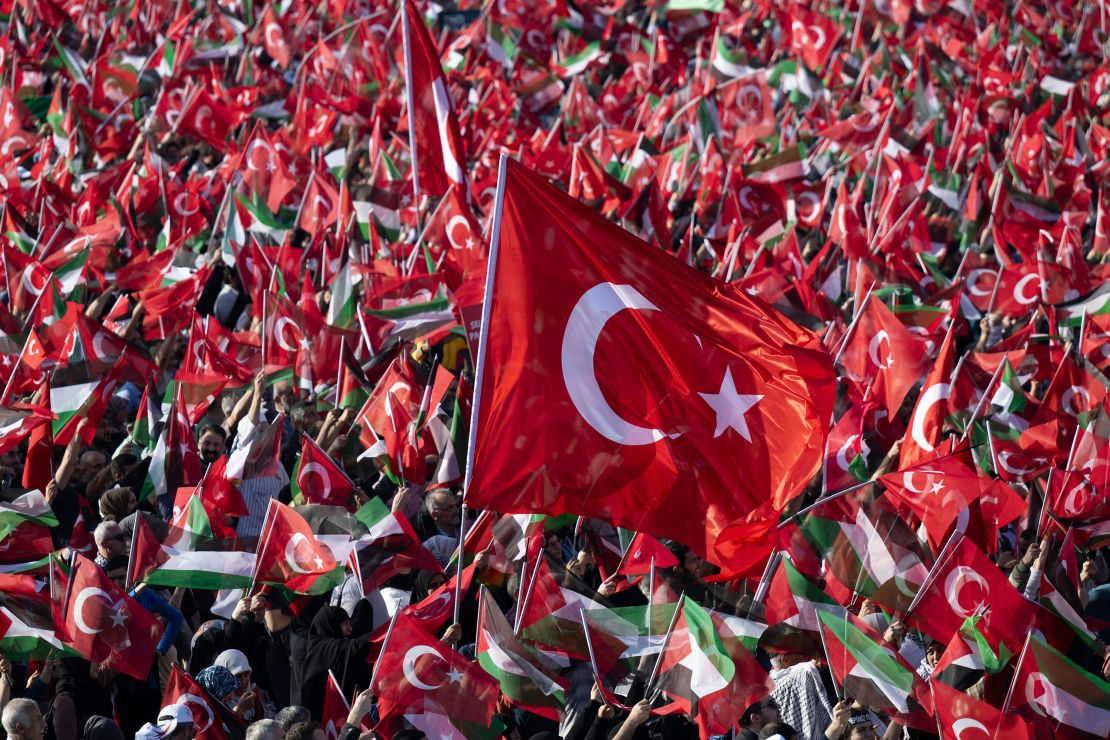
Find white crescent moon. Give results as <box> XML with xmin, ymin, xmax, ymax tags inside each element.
<box><xmin>73</xmin><ymin>587</ymin><xmax>115</xmax><ymax>635</ymax></box>
<box><xmin>901</xmin><ymin>471</ymin><xmax>924</xmax><ymax>493</ymax></box>
<box><xmin>910</xmin><ymin>382</ymin><xmax>949</xmax><ymax>453</ymax></box>
<box><xmin>383</xmin><ymin>380</ymin><xmax>412</xmax><ymax>427</ymax></box>
<box><xmin>275</xmin><ymin>317</ymin><xmax>301</xmax><ymax>352</ymax></box>
<box><xmin>284</xmin><ymin>532</ymin><xmax>314</xmax><ymax>574</ymax></box>
<box><xmin>807</xmin><ymin>25</ymin><xmax>828</xmax><ymax>49</ymax></box>
<box><xmin>299</xmin><ymin>461</ymin><xmax>333</xmax><ymax>501</ymax></box>
<box><xmin>265</xmin><ymin>23</ymin><xmax>284</xmax><ymax>49</ymax></box>
<box><xmin>445</xmin><ymin>215</ymin><xmax>470</xmax><ymax>250</ymax></box>
<box><xmin>796</xmin><ymin>191</ymin><xmax>820</xmax><ymax>223</ymax></box>
<box><xmin>952</xmin><ymin>718</ymin><xmax>990</xmax><ymax>739</ymax></box>
<box><xmin>179</xmin><ymin>694</ymin><xmax>214</xmax><ymax>732</ymax></box>
<box><xmin>432</xmin><ymin>78</ymin><xmax>465</xmax><ymax>186</ymax></box>
<box><xmin>561</xmin><ymin>283</ymin><xmax>677</xmax><ymax>446</ymax></box>
<box><xmin>21</xmin><ymin>266</ymin><xmax>47</xmax><ymax>297</ymax></box>
<box><xmin>246</xmin><ymin>139</ymin><xmax>276</xmax><ymax>172</ymax></box>
<box><xmin>1013</xmin><ymin>274</ymin><xmax>1041</xmax><ymax>305</ymax></box>
<box><xmin>195</xmin><ymin>105</ymin><xmax>213</xmax><ymax>132</ymax></box>
<box><xmin>1062</xmin><ymin>480</ymin><xmax>1092</xmax><ymax>516</ymax></box>
<box><xmin>944</xmin><ymin>566</ymin><xmax>989</xmax><ymax>618</ymax></box>
<box><xmin>413</xmin><ymin>591</ymin><xmax>452</xmax><ymax>620</ymax></box>
<box><xmin>1060</xmin><ymin>385</ymin><xmax>1092</xmax><ymax>416</ymax></box>
<box><xmin>402</xmin><ymin>645</ymin><xmax>446</xmax><ymax>691</ymax></box>
<box><xmin>966</xmin><ymin>269</ymin><xmax>994</xmax><ymax>297</ymax></box>
<box><xmin>1024</xmin><ymin>672</ymin><xmax>1050</xmax><ymax>717</ymax></box>
<box><xmin>174</xmin><ymin>193</ymin><xmax>199</xmax><ymax>217</ymax></box>
<box><xmin>835</xmin><ymin>434</ymin><xmax>859</xmax><ymax>472</ymax></box>
<box><xmin>997</xmin><ymin>450</ymin><xmax>1036</xmax><ymax>477</ymax></box>
<box><xmin>868</xmin><ymin>330</ymin><xmax>892</xmax><ymax>369</ymax></box>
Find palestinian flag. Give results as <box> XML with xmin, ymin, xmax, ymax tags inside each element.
<box><xmin>129</xmin><ymin>500</ymin><xmax>257</xmax><ymax>591</ymax></box>
<box><xmin>932</xmin><ymin>614</ymin><xmax>1011</xmax><ymax>691</ymax></box>
<box><xmin>336</xmin><ymin>342</ymin><xmax>371</xmax><ymax>410</ymax></box>
<box><xmin>0</xmin><ymin>573</ymin><xmax>74</xmax><ymax>659</ymax></box>
<box><xmin>1012</xmin><ymin>632</ymin><xmax>1110</xmax><ymax>738</ymax></box>
<box><xmin>518</xmin><ymin>555</ymin><xmax>610</xmax><ymax>660</ymax></box>
<box><xmin>583</xmin><ymin>602</ymin><xmax>678</xmax><ymax>705</ymax></box>
<box><xmin>0</xmin><ymin>490</ymin><xmax>58</xmax><ymax>539</ymax></box>
<box><xmin>653</xmin><ymin>596</ymin><xmax>736</xmax><ymax>716</ymax></box>
<box><xmin>348</xmin><ymin>497</ymin><xmax>442</xmax><ymax>594</ymax></box>
<box><xmin>764</xmin><ymin>556</ymin><xmax>844</xmax><ymax>632</ymax></box>
<box><xmin>802</xmin><ymin>497</ymin><xmax>931</xmax><ymax>612</ymax></box>
<box><xmin>817</xmin><ymin>610</ymin><xmax>932</xmax><ymax>720</ymax></box>
<box><xmin>477</xmin><ymin>587</ymin><xmax>566</xmax><ymax>720</ymax></box>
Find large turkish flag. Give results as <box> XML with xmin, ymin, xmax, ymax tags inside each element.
<box><xmin>465</xmin><ymin>157</ymin><xmax>835</xmax><ymax>569</ymax></box>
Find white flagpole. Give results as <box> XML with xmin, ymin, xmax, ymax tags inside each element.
<box><xmin>401</xmin><ymin>4</ymin><xmax>421</xmax><ymax>213</ymax></box>
<box><xmin>453</xmin><ymin>154</ymin><xmax>509</xmax><ymax>625</ymax></box>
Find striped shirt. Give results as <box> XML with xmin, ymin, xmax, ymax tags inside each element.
<box><xmin>230</xmin><ymin>417</ymin><xmax>290</xmax><ymax>538</ymax></box>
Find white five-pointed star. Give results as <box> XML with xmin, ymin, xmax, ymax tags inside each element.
<box><xmin>698</xmin><ymin>368</ymin><xmax>762</xmax><ymax>441</ymax></box>
<box><xmin>111</xmin><ymin>610</ymin><xmax>127</xmax><ymax>627</ymax></box>
<box><xmin>445</xmin><ymin>667</ymin><xmax>463</xmax><ymax>684</ymax></box>
<box><xmin>313</xmin><ymin>554</ymin><xmax>324</xmax><ymax>570</ymax></box>
<box><xmin>928</xmin><ymin>481</ymin><xmax>944</xmax><ymax>495</ymax></box>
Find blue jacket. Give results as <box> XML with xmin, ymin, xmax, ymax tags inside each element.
<box><xmin>130</xmin><ymin>587</ymin><xmax>184</xmax><ymax>656</ymax></box>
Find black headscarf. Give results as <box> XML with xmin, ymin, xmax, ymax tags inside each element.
<box><xmin>83</xmin><ymin>716</ymin><xmax>125</xmax><ymax>740</ymax></box>
<box><xmin>300</xmin><ymin>606</ymin><xmax>373</xmax><ymax>720</ymax></box>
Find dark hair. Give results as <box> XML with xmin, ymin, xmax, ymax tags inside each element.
<box><xmin>285</xmin><ymin>721</ymin><xmax>321</xmax><ymax>740</ymax></box>
<box><xmin>198</xmin><ymin>424</ymin><xmax>228</xmax><ymax>441</ymax></box>
<box><xmin>759</xmin><ymin>722</ymin><xmax>797</xmax><ymax>740</ymax></box>
<box><xmin>104</xmin><ymin>554</ymin><xmax>129</xmax><ymax>572</ymax></box>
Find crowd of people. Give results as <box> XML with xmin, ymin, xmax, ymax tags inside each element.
<box><xmin>0</xmin><ymin>0</ymin><xmax>1108</xmax><ymax>738</ymax></box>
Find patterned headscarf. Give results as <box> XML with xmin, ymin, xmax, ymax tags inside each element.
<box><xmin>195</xmin><ymin>665</ymin><xmax>238</xmax><ymax>703</ymax></box>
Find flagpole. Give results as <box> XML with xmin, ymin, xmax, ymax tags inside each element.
<box><xmin>959</xmin><ymin>358</ymin><xmax>1007</xmax><ymax>442</ymax></box>
<box><xmin>646</xmin><ymin>556</ymin><xmax>655</xmax><ymax>632</ymax></box>
<box><xmin>753</xmin><ymin>550</ymin><xmax>781</xmax><ymax>604</ymax></box>
<box><xmin>1000</xmin><ymin>630</ymin><xmax>1033</xmax><ymax>715</ymax></box>
<box><xmin>368</xmin><ymin>609</ymin><xmax>401</xmax><ymax>691</ymax></box>
<box><xmin>777</xmin><ymin>478</ymin><xmax>872</xmax><ymax>527</ymax></box>
<box><xmin>515</xmin><ymin>550</ymin><xmax>543</xmax><ymax>635</ymax></box>
<box><xmin>816</xmin><ymin>613</ymin><xmax>843</xmax><ymax>701</ymax></box>
<box><xmin>645</xmin><ymin>592</ymin><xmax>684</xmax><ymax>701</ymax></box>
<box><xmin>454</xmin><ymin>154</ymin><xmax>508</xmax><ymax>625</ymax></box>
<box><xmin>902</xmin><ymin>530</ymin><xmax>963</xmax><ymax>618</ymax></box>
<box><xmin>831</xmin><ymin>284</ymin><xmax>877</xmax><ymax>367</ymax></box>
<box><xmin>401</xmin><ymin>3</ymin><xmax>422</xmax><ymax>216</ymax></box>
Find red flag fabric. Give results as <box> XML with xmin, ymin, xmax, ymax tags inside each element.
<box><xmin>292</xmin><ymin>434</ymin><xmax>355</xmax><ymax>507</ymax></box>
<box><xmin>251</xmin><ymin>500</ymin><xmax>344</xmax><ymax>595</ymax></box>
<box><xmin>372</xmin><ymin>614</ymin><xmax>499</xmax><ymax>727</ymax></box>
<box><xmin>163</xmin><ymin>666</ymin><xmax>243</xmax><ymax>740</ymax></box>
<box><xmin>53</xmin><ymin>554</ymin><xmax>159</xmax><ymax>680</ymax></box>
<box><xmin>466</xmin><ymin>157</ymin><xmax>835</xmax><ymax>570</ymax></box>
<box><xmin>931</xmin><ymin>676</ymin><xmax>1034</xmax><ymax>739</ymax></box>
<box><xmin>615</xmin><ymin>531</ymin><xmax>679</xmax><ymax>577</ymax></box>
<box><xmin>905</xmin><ymin>536</ymin><xmax>1035</xmax><ymax>652</ymax></box>
<box><xmin>899</xmin><ymin>324</ymin><xmax>956</xmax><ymax>469</ymax></box>
<box><xmin>840</xmin><ymin>294</ymin><xmax>932</xmax><ymax>419</ymax></box>
<box><xmin>402</xmin><ymin>0</ymin><xmax>467</xmax><ymax>199</ymax></box>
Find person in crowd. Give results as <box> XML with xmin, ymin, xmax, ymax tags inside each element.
<box><xmin>1</xmin><ymin>699</ymin><xmax>44</xmax><ymax>740</ymax></box>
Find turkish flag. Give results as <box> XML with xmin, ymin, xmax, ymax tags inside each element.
<box><xmin>931</xmin><ymin>677</ymin><xmax>1033</xmax><ymax>739</ymax></box>
<box><xmin>372</xmin><ymin>614</ymin><xmax>499</xmax><ymax>727</ymax></box>
<box><xmin>163</xmin><ymin>666</ymin><xmax>244</xmax><ymax>740</ymax></box>
<box><xmin>615</xmin><ymin>531</ymin><xmax>679</xmax><ymax>577</ymax></box>
<box><xmin>251</xmin><ymin>500</ymin><xmax>343</xmax><ymax>595</ymax></box>
<box><xmin>840</xmin><ymin>294</ymin><xmax>932</xmax><ymax>420</ymax></box>
<box><xmin>254</xmin><ymin>4</ymin><xmax>292</xmax><ymax>69</ymax></box>
<box><xmin>53</xmin><ymin>554</ymin><xmax>159</xmax><ymax>680</ymax></box>
<box><xmin>899</xmin><ymin>325</ymin><xmax>956</xmax><ymax>469</ymax></box>
<box><xmin>402</xmin><ymin>0</ymin><xmax>468</xmax><ymax>199</ymax></box>
<box><xmin>879</xmin><ymin>454</ymin><xmax>986</xmax><ymax>550</ymax></box>
<box><xmin>904</xmin><ymin>536</ymin><xmax>1035</xmax><ymax>652</ymax></box>
<box><xmin>322</xmin><ymin>670</ymin><xmax>368</xmax><ymax>740</ymax></box>
<box><xmin>466</xmin><ymin>157</ymin><xmax>835</xmax><ymax>570</ymax></box>
<box><xmin>292</xmin><ymin>434</ymin><xmax>355</xmax><ymax>507</ymax></box>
